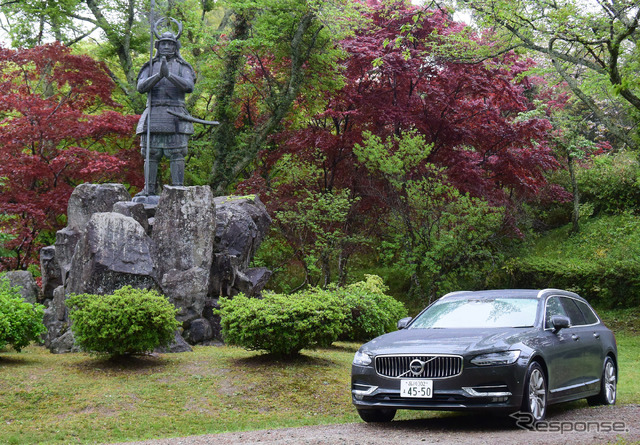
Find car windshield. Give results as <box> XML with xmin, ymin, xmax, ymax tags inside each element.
<box><xmin>409</xmin><ymin>297</ymin><xmax>539</xmax><ymax>329</ymax></box>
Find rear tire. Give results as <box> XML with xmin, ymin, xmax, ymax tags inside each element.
<box><xmin>588</xmin><ymin>356</ymin><xmax>617</xmax><ymax>406</ymax></box>
<box><xmin>357</xmin><ymin>408</ymin><xmax>396</xmax><ymax>423</ymax></box>
<box><xmin>521</xmin><ymin>361</ymin><xmax>547</xmax><ymax>422</ymax></box>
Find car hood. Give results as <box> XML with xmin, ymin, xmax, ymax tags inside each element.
<box><xmin>361</xmin><ymin>328</ymin><xmax>535</xmax><ymax>356</ymax></box>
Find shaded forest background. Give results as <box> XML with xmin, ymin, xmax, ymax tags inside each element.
<box><xmin>1</xmin><ymin>0</ymin><xmax>639</xmax><ymax>312</ymax></box>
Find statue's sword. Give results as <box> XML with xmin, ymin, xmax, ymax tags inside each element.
<box><xmin>167</xmin><ymin>110</ymin><xmax>220</xmax><ymax>126</ymax></box>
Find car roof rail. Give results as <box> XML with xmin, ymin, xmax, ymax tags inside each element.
<box><xmin>537</xmin><ymin>288</ymin><xmax>582</xmax><ymax>299</ymax></box>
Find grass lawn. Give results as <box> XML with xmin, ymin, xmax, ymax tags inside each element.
<box><xmin>1</xmin><ymin>310</ymin><xmax>638</xmax><ymax>444</ymax></box>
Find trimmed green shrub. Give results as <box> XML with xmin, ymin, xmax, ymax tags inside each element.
<box><xmin>336</xmin><ymin>274</ymin><xmax>408</xmax><ymax>341</ymax></box>
<box><xmin>66</xmin><ymin>286</ymin><xmax>180</xmax><ymax>357</ymax></box>
<box><xmin>0</xmin><ymin>278</ymin><xmax>46</xmax><ymax>352</ymax></box>
<box><xmin>218</xmin><ymin>290</ymin><xmax>346</xmax><ymax>357</ymax></box>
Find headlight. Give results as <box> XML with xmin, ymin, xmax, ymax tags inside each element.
<box><xmin>471</xmin><ymin>350</ymin><xmax>521</xmax><ymax>366</ymax></box>
<box><xmin>353</xmin><ymin>351</ymin><xmax>373</xmax><ymax>366</ymax></box>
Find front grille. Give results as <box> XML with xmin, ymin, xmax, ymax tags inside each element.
<box><xmin>375</xmin><ymin>354</ymin><xmax>463</xmax><ymax>379</ymax></box>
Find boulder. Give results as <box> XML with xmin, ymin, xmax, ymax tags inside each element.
<box><xmin>160</xmin><ymin>267</ymin><xmax>209</xmax><ymax>325</ymax></box>
<box><xmin>65</xmin><ymin>212</ymin><xmax>157</xmax><ymax>296</ymax></box>
<box><xmin>42</xmin><ymin>286</ymin><xmax>67</xmax><ymax>348</ymax></box>
<box><xmin>213</xmin><ymin>196</ymin><xmax>271</xmax><ymax>269</ymax></box>
<box><xmin>154</xmin><ymin>331</ymin><xmax>193</xmax><ymax>353</ymax></box>
<box><xmin>49</xmin><ymin>330</ymin><xmax>79</xmax><ymax>354</ymax></box>
<box><xmin>66</xmin><ymin>183</ymin><xmax>131</xmax><ymax>232</ymax></box>
<box><xmin>55</xmin><ymin>227</ymin><xmax>82</xmax><ymax>286</ymax></box>
<box><xmin>152</xmin><ymin>186</ymin><xmax>215</xmax><ymax>278</ymax></box>
<box><xmin>40</xmin><ymin>246</ymin><xmax>62</xmax><ymax>301</ymax></box>
<box><xmin>210</xmin><ymin>196</ymin><xmax>272</xmax><ymax>297</ymax></box>
<box><xmin>185</xmin><ymin>318</ymin><xmax>213</xmax><ymax>344</ymax></box>
<box><xmin>1</xmin><ymin>270</ymin><xmax>40</xmax><ymax>305</ymax></box>
<box><xmin>112</xmin><ymin>201</ymin><xmax>149</xmax><ymax>234</ymax></box>
<box><xmin>234</xmin><ymin>267</ymin><xmax>273</xmax><ymax>297</ymax></box>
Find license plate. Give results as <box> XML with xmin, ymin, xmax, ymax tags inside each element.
<box><xmin>401</xmin><ymin>379</ymin><xmax>433</xmax><ymax>398</ymax></box>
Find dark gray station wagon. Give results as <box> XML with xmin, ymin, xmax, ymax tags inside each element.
<box><xmin>351</xmin><ymin>289</ymin><xmax>617</xmax><ymax>423</ymax></box>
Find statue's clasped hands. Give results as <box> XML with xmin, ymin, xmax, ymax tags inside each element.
<box><xmin>160</xmin><ymin>56</ymin><xmax>170</xmax><ymax>79</ymax></box>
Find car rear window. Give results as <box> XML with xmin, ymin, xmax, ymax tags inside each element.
<box><xmin>409</xmin><ymin>298</ymin><xmax>539</xmax><ymax>329</ymax></box>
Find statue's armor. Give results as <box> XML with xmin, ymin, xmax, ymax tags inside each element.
<box><xmin>135</xmin><ymin>53</ymin><xmax>196</xmax><ymax>194</ymax></box>
<box><xmin>136</xmin><ymin>57</ymin><xmax>196</xmax><ymax>145</ymax></box>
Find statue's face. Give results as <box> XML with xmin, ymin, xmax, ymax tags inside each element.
<box><xmin>157</xmin><ymin>40</ymin><xmax>177</xmax><ymax>57</ymax></box>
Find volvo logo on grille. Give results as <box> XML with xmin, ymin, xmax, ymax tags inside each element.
<box><xmin>409</xmin><ymin>359</ymin><xmax>425</xmax><ymax>376</ymax></box>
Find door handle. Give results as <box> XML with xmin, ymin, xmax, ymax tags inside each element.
<box><xmin>593</xmin><ymin>333</ymin><xmax>600</xmax><ymax>339</ymax></box>
<box><xmin>571</xmin><ymin>334</ymin><xmax>580</xmax><ymax>341</ymax></box>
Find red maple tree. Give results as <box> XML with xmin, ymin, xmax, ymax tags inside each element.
<box><xmin>245</xmin><ymin>0</ymin><xmax>566</xmax><ymax>211</ymax></box>
<box><xmin>237</xmin><ymin>1</ymin><xmax>569</xmax><ymax>288</ymax></box>
<box><xmin>0</xmin><ymin>43</ymin><xmax>142</xmax><ymax>270</ymax></box>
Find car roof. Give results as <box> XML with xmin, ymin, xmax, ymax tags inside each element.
<box><xmin>439</xmin><ymin>288</ymin><xmax>583</xmax><ymax>301</ymax></box>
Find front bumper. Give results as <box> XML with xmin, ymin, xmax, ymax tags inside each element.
<box><xmin>351</xmin><ymin>360</ymin><xmax>527</xmax><ymax>412</ymax></box>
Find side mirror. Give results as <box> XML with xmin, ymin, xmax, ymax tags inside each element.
<box><xmin>397</xmin><ymin>317</ymin><xmax>412</xmax><ymax>330</ymax></box>
<box><xmin>551</xmin><ymin>315</ymin><xmax>571</xmax><ymax>333</ymax></box>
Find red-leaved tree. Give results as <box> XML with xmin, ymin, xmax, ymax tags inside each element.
<box><xmin>239</xmin><ymin>1</ymin><xmax>569</xmax><ymax>293</ymax></box>
<box><xmin>0</xmin><ymin>43</ymin><xmax>142</xmax><ymax>270</ymax></box>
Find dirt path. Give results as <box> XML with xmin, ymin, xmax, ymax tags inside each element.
<box><xmin>119</xmin><ymin>404</ymin><xmax>639</xmax><ymax>444</ymax></box>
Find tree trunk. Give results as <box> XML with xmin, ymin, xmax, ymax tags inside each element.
<box><xmin>568</xmin><ymin>154</ymin><xmax>580</xmax><ymax>235</ymax></box>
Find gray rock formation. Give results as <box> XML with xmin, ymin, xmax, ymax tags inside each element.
<box><xmin>55</xmin><ymin>183</ymin><xmax>131</xmax><ymax>286</ymax></box>
<box><xmin>40</xmin><ymin>246</ymin><xmax>62</xmax><ymax>301</ymax></box>
<box><xmin>112</xmin><ymin>201</ymin><xmax>149</xmax><ymax>234</ymax></box>
<box><xmin>210</xmin><ymin>196</ymin><xmax>272</xmax><ymax>297</ymax></box>
<box><xmin>152</xmin><ymin>186</ymin><xmax>215</xmax><ymax>327</ymax></box>
<box><xmin>40</xmin><ymin>184</ymin><xmax>271</xmax><ymax>352</ymax></box>
<box><xmin>66</xmin><ymin>183</ymin><xmax>131</xmax><ymax>231</ymax></box>
<box><xmin>153</xmin><ymin>186</ymin><xmax>215</xmax><ymax>277</ymax></box>
<box><xmin>65</xmin><ymin>212</ymin><xmax>157</xmax><ymax>296</ymax></box>
<box><xmin>1</xmin><ymin>270</ymin><xmax>40</xmax><ymax>305</ymax></box>
<box><xmin>42</xmin><ymin>285</ymin><xmax>68</xmax><ymax>349</ymax></box>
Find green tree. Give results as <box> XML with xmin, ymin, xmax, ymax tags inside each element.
<box><xmin>354</xmin><ymin>131</ymin><xmax>504</xmax><ymax>303</ymax></box>
<box><xmin>204</xmin><ymin>0</ymin><xmax>355</xmax><ymax>194</ymax></box>
<box><xmin>274</xmin><ymin>188</ymin><xmax>364</xmax><ymax>290</ymax></box>
<box><xmin>459</xmin><ymin>0</ymin><xmax>640</xmax><ymax>150</ymax></box>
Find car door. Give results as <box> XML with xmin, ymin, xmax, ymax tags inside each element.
<box><xmin>561</xmin><ymin>297</ymin><xmax>603</xmax><ymax>390</ymax></box>
<box><xmin>544</xmin><ymin>296</ymin><xmax>580</xmax><ymax>399</ymax></box>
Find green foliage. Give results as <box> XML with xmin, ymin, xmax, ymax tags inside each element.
<box><xmin>66</xmin><ymin>286</ymin><xmax>180</xmax><ymax>357</ymax></box>
<box><xmin>274</xmin><ymin>188</ymin><xmax>364</xmax><ymax>288</ymax></box>
<box><xmin>334</xmin><ymin>274</ymin><xmax>407</xmax><ymax>342</ymax></box>
<box><xmin>218</xmin><ymin>290</ymin><xmax>346</xmax><ymax>357</ymax></box>
<box><xmin>219</xmin><ymin>275</ymin><xmax>408</xmax><ymax>355</ymax></box>
<box><xmin>502</xmin><ymin>214</ymin><xmax>640</xmax><ymax>308</ymax></box>
<box><xmin>0</xmin><ymin>278</ymin><xmax>45</xmax><ymax>352</ymax></box>
<box><xmin>354</xmin><ymin>132</ymin><xmax>504</xmax><ymax>302</ymax></box>
<box><xmin>578</xmin><ymin>152</ymin><xmax>640</xmax><ymax>215</ymax></box>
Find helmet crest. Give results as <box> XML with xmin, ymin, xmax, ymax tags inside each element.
<box><xmin>153</xmin><ymin>17</ymin><xmax>183</xmax><ymax>50</ymax></box>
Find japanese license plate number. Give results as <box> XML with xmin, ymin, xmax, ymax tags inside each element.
<box><xmin>400</xmin><ymin>379</ymin><xmax>433</xmax><ymax>398</ymax></box>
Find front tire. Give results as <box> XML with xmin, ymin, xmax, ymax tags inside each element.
<box><xmin>588</xmin><ymin>356</ymin><xmax>617</xmax><ymax>406</ymax></box>
<box><xmin>357</xmin><ymin>408</ymin><xmax>396</xmax><ymax>423</ymax></box>
<box><xmin>522</xmin><ymin>361</ymin><xmax>547</xmax><ymax>422</ymax></box>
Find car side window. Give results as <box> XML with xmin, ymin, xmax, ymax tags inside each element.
<box><xmin>574</xmin><ymin>299</ymin><xmax>599</xmax><ymax>325</ymax></box>
<box><xmin>560</xmin><ymin>297</ymin><xmax>587</xmax><ymax>326</ymax></box>
<box><xmin>545</xmin><ymin>296</ymin><xmax>568</xmax><ymax>329</ymax></box>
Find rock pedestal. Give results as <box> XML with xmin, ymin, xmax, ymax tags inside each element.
<box><xmin>40</xmin><ymin>184</ymin><xmax>271</xmax><ymax>353</ymax></box>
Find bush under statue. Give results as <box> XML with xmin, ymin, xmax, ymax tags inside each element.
<box><xmin>39</xmin><ymin>183</ymin><xmax>272</xmax><ymax>353</ymax></box>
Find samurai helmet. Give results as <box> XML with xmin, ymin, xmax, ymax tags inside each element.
<box><xmin>153</xmin><ymin>17</ymin><xmax>183</xmax><ymax>50</ymax></box>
